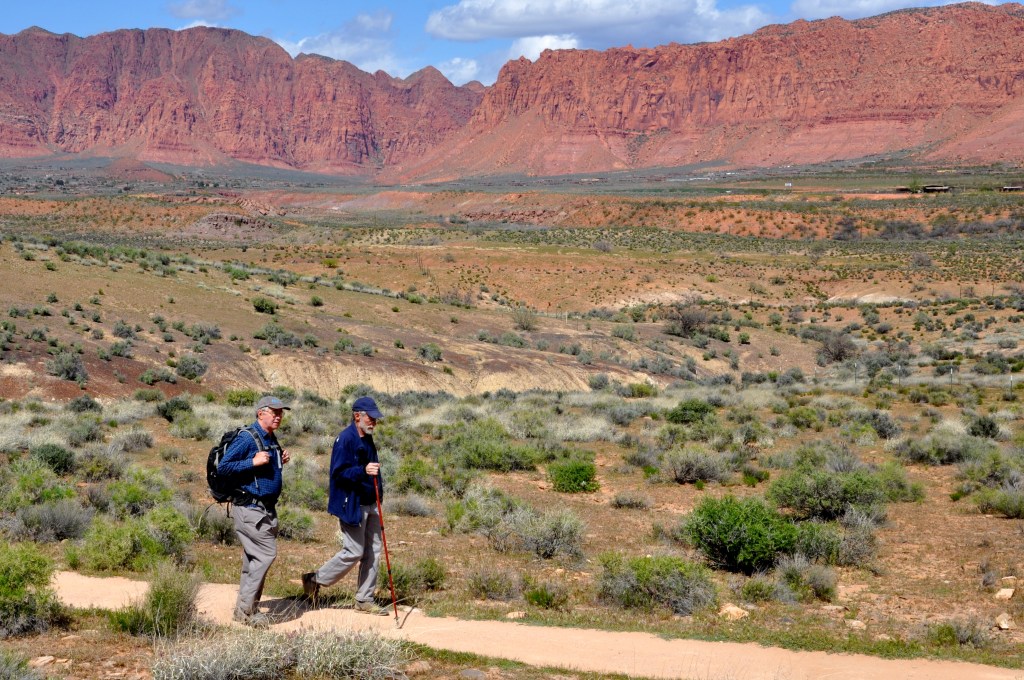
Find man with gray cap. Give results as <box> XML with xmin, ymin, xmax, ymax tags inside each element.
<box><xmin>302</xmin><ymin>396</ymin><xmax>388</xmax><ymax>615</ymax></box>
<box><xmin>218</xmin><ymin>394</ymin><xmax>291</xmax><ymax>626</ymax></box>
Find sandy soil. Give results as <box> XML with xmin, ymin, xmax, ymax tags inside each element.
<box><xmin>52</xmin><ymin>572</ymin><xmax>1022</xmax><ymax>680</ymax></box>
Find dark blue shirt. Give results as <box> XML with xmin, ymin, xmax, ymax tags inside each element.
<box><xmin>327</xmin><ymin>421</ymin><xmax>383</xmax><ymax>522</ymax></box>
<box><xmin>217</xmin><ymin>421</ymin><xmax>284</xmax><ymax>503</ymax></box>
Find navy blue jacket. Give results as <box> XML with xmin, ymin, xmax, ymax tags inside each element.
<box><xmin>327</xmin><ymin>421</ymin><xmax>382</xmax><ymax>526</ymax></box>
<box><xmin>217</xmin><ymin>422</ymin><xmax>284</xmax><ymax>505</ymax></box>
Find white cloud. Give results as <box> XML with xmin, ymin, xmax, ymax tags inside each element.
<box><xmin>425</xmin><ymin>0</ymin><xmax>770</xmax><ymax>46</ymax></box>
<box><xmin>438</xmin><ymin>57</ymin><xmax>481</xmax><ymax>84</ymax></box>
<box><xmin>167</xmin><ymin>0</ymin><xmax>238</xmax><ymax>21</ymax></box>
<box><xmin>273</xmin><ymin>11</ymin><xmax>404</xmax><ymax>76</ymax></box>
<box><xmin>178</xmin><ymin>20</ymin><xmax>218</xmax><ymax>29</ymax></box>
<box><xmin>509</xmin><ymin>34</ymin><xmax>579</xmax><ymax>60</ymax></box>
<box><xmin>789</xmin><ymin>0</ymin><xmax>999</xmax><ymax>20</ymax></box>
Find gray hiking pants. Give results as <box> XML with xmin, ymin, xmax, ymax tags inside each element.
<box><xmin>232</xmin><ymin>504</ymin><xmax>278</xmax><ymax>615</ymax></box>
<box><xmin>314</xmin><ymin>506</ymin><xmax>382</xmax><ymax>603</ymax></box>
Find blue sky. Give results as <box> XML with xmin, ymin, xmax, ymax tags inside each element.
<box><xmin>0</xmin><ymin>0</ymin><xmax>1000</xmax><ymax>85</ymax></box>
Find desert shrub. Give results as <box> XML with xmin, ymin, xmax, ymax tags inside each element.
<box><xmin>548</xmin><ymin>459</ymin><xmax>599</xmax><ymax>493</ymax></box>
<box><xmin>0</xmin><ymin>458</ymin><xmax>75</xmax><ymax>513</ymax></box>
<box><xmin>775</xmin><ymin>555</ymin><xmax>836</xmax><ymax>602</ymax></box>
<box><xmin>382</xmin><ymin>557</ymin><xmax>446</xmax><ymax>605</ymax></box>
<box><xmin>253</xmin><ymin>322</ymin><xmax>301</xmax><ymax>348</ymax></box>
<box><xmin>518</xmin><ymin>508</ymin><xmax>586</xmax><ymax>559</ymax></box>
<box><xmin>225</xmin><ymin>388</ymin><xmax>259</xmax><ymax>407</ymax></box>
<box><xmin>67</xmin><ymin>395</ymin><xmax>101</xmax><ymax>413</ymax></box>
<box><xmin>175</xmin><ymin>355</ymin><xmax>208</xmax><ymax>381</ymax></box>
<box><xmin>110</xmin><ymin>427</ymin><xmax>154</xmax><ymax>453</ymax></box>
<box><xmin>277</xmin><ymin>506</ymin><xmax>316</xmax><ymax>542</ymax></box>
<box><xmin>152</xmin><ymin>628</ymin><xmax>294</xmax><ymax>680</ymax></box>
<box><xmin>0</xmin><ymin>649</ymin><xmax>43</xmax><ymax>680</ymax></box>
<box><xmin>740</xmin><ymin>575</ymin><xmax>778</xmax><ymax>603</ymax></box>
<box><xmin>12</xmin><ymin>500</ymin><xmax>93</xmax><ymax>542</ymax></box>
<box><xmin>892</xmin><ymin>429</ymin><xmax>996</xmax><ymax>465</ymax></box>
<box><xmin>140</xmin><ymin>368</ymin><xmax>177</xmax><ymax>386</ymax></box>
<box><xmin>588</xmin><ymin>373</ymin><xmax>610</xmax><ymax>390</ymax></box>
<box><xmin>511</xmin><ymin>305</ymin><xmax>538</xmax><ymax>331</ymax></box>
<box><xmin>0</xmin><ymin>542</ymin><xmax>67</xmax><ymax>638</ymax></box>
<box><xmin>793</xmin><ymin>521</ymin><xmax>843</xmax><ymax>564</ymax></box>
<box><xmin>192</xmin><ymin>506</ymin><xmax>236</xmax><ymax>546</ymax></box>
<box><xmin>850</xmin><ymin>409</ymin><xmax>902</xmax><ymax>439</ymax></box>
<box><xmin>156</xmin><ymin>396</ymin><xmax>192</xmax><ymax>422</ymax></box>
<box><xmin>817</xmin><ymin>330</ymin><xmax>856</xmax><ymax>364</ymax></box>
<box><xmin>64</xmin><ymin>415</ymin><xmax>103</xmax><ymax>447</ymax></box>
<box><xmin>467</xmin><ymin>569</ymin><xmax>519</xmax><ymax>600</ymax></box>
<box><xmin>873</xmin><ymin>461</ymin><xmax>925</xmax><ymax>502</ymax></box>
<box><xmin>46</xmin><ymin>351</ymin><xmax>87</xmax><ymax>383</ymax></box>
<box><xmin>30</xmin><ymin>443</ymin><xmax>75</xmax><ymax>474</ymax></box>
<box><xmin>967</xmin><ymin>415</ymin><xmax>1000</xmax><ymax>439</ymax></box>
<box><xmin>597</xmin><ymin>553</ymin><xmax>717</xmax><ymax>616</ymax></box>
<box><xmin>109</xmin><ymin>562</ymin><xmax>200</xmax><ymax>638</ymax></box>
<box><xmin>252</xmin><ymin>297</ymin><xmax>278</xmax><ymax>314</ymax></box>
<box><xmin>927</xmin><ymin>619</ymin><xmax>990</xmax><ymax>649</ymax></box>
<box><xmin>662</xmin><ymin>446</ymin><xmax>731</xmax><ymax>484</ymax></box>
<box><xmin>295</xmin><ymin>630</ymin><xmax>409</xmax><ymax>679</ymax></box>
<box><xmin>837</xmin><ymin>508</ymin><xmax>879</xmax><ymax>566</ymax></box>
<box><xmin>975</xmin><ymin>484</ymin><xmax>1024</xmax><ymax>518</ymax></box>
<box><xmin>666</xmin><ymin>398</ymin><xmax>715</xmax><ymax>424</ymax></box>
<box><xmin>417</xmin><ymin>343</ymin><xmax>442</xmax><ymax>361</ymax></box>
<box><xmin>391</xmin><ymin>456</ymin><xmax>440</xmax><ymax>495</ymax></box>
<box><xmin>440</xmin><ymin>418</ymin><xmax>538</xmax><ymax>472</ymax></box>
<box><xmin>384</xmin><ymin>494</ymin><xmax>435</xmax><ymax>517</ymax></box>
<box><xmin>681</xmin><ymin>495</ymin><xmax>796</xmax><ymax>574</ymax></box>
<box><xmin>767</xmin><ymin>468</ymin><xmax>888</xmax><ymax>521</ymax></box>
<box><xmin>524</xmin><ymin>580</ymin><xmax>570</xmax><ymax>610</ymax></box>
<box><xmin>145</xmin><ymin>505</ymin><xmax>195</xmax><ymax>561</ymax></box>
<box><xmin>108</xmin><ymin>467</ymin><xmax>172</xmax><ymax>517</ymax></box>
<box><xmin>281</xmin><ymin>459</ymin><xmax>327</xmax><ymax>511</ymax></box>
<box><xmin>611</xmin><ymin>491</ymin><xmax>652</xmax><ymax>510</ymax></box>
<box><xmin>76</xmin><ymin>445</ymin><xmax>127</xmax><ymax>481</ymax></box>
<box><xmin>71</xmin><ymin>516</ymin><xmax>165</xmax><ymax>571</ymax></box>
<box><xmin>169</xmin><ymin>414</ymin><xmax>211</xmax><ymax>440</ymax></box>
<box><xmin>133</xmin><ymin>388</ymin><xmax>163</xmax><ymax>402</ymax></box>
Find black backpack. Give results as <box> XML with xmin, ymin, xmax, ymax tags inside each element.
<box><xmin>206</xmin><ymin>426</ymin><xmax>259</xmax><ymax>504</ymax></box>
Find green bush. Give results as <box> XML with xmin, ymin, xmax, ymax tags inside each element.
<box><xmin>13</xmin><ymin>500</ymin><xmax>93</xmax><ymax>543</ymax></box>
<box><xmin>252</xmin><ymin>297</ymin><xmax>278</xmax><ymax>314</ymax></box>
<box><xmin>108</xmin><ymin>467</ymin><xmax>172</xmax><ymax>517</ymax></box>
<box><xmin>30</xmin><ymin>443</ymin><xmax>76</xmax><ymax>474</ymax></box>
<box><xmin>277</xmin><ymin>506</ymin><xmax>317</xmax><ymax>542</ymax></box>
<box><xmin>109</xmin><ymin>562</ymin><xmax>200</xmax><ymax>638</ymax></box>
<box><xmin>156</xmin><ymin>396</ymin><xmax>192</xmax><ymax>422</ymax></box>
<box><xmin>175</xmin><ymin>355</ymin><xmax>208</xmax><ymax>381</ymax></box>
<box><xmin>519</xmin><ymin>508</ymin><xmax>586</xmax><ymax>559</ymax></box>
<box><xmin>67</xmin><ymin>395</ymin><xmax>102</xmax><ymax>413</ymax></box>
<box><xmin>0</xmin><ymin>542</ymin><xmax>68</xmax><ymax>638</ymax></box>
<box><xmin>548</xmin><ymin>459</ymin><xmax>599</xmax><ymax>493</ymax></box>
<box><xmin>71</xmin><ymin>516</ymin><xmax>165</xmax><ymax>571</ymax></box>
<box><xmin>927</xmin><ymin>619</ymin><xmax>990</xmax><ymax>649</ymax></box>
<box><xmin>381</xmin><ymin>557</ymin><xmax>446</xmax><ymax>605</ymax></box>
<box><xmin>975</xmin><ymin>485</ymin><xmax>1024</xmax><ymax>518</ymax></box>
<box><xmin>466</xmin><ymin>569</ymin><xmax>519</xmax><ymax>600</ymax></box>
<box><xmin>776</xmin><ymin>555</ymin><xmax>836</xmax><ymax>602</ymax></box>
<box><xmin>417</xmin><ymin>343</ymin><xmax>443</xmax><ymax>362</ymax></box>
<box><xmin>0</xmin><ymin>649</ymin><xmax>44</xmax><ymax>679</ymax></box>
<box><xmin>145</xmin><ymin>505</ymin><xmax>195</xmax><ymax>561</ymax></box>
<box><xmin>967</xmin><ymin>415</ymin><xmax>1000</xmax><ymax>439</ymax></box>
<box><xmin>681</xmin><ymin>495</ymin><xmax>796</xmax><ymax>574</ymax></box>
<box><xmin>0</xmin><ymin>457</ymin><xmax>75</xmax><ymax>513</ymax></box>
<box><xmin>740</xmin><ymin>575</ymin><xmax>778</xmax><ymax>603</ymax></box>
<box><xmin>225</xmin><ymin>388</ymin><xmax>259</xmax><ymax>407</ymax></box>
<box><xmin>76</xmin><ymin>445</ymin><xmax>127</xmax><ymax>481</ymax></box>
<box><xmin>282</xmin><ymin>460</ymin><xmax>328</xmax><ymax>511</ymax></box>
<box><xmin>46</xmin><ymin>351</ymin><xmax>87</xmax><ymax>383</ymax></box>
<box><xmin>793</xmin><ymin>521</ymin><xmax>843</xmax><ymax>564</ymax></box>
<box><xmin>598</xmin><ymin>553</ymin><xmax>717</xmax><ymax>615</ymax></box>
<box><xmin>666</xmin><ymin>398</ymin><xmax>715</xmax><ymax>424</ymax></box>
<box><xmin>663</xmin><ymin>446</ymin><xmax>731</xmax><ymax>484</ymax></box>
<box><xmin>391</xmin><ymin>456</ymin><xmax>440</xmax><ymax>495</ymax></box>
<box><xmin>169</xmin><ymin>414</ymin><xmax>211</xmax><ymax>440</ymax></box>
<box><xmin>893</xmin><ymin>430</ymin><xmax>996</xmax><ymax>465</ymax></box>
<box><xmin>767</xmin><ymin>468</ymin><xmax>888</xmax><ymax>521</ymax></box>
<box><xmin>524</xmin><ymin>581</ymin><xmax>570</xmax><ymax>610</ymax></box>
<box><xmin>441</xmin><ymin>418</ymin><xmax>538</xmax><ymax>472</ymax></box>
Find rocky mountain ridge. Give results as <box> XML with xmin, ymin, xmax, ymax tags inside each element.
<box><xmin>2</xmin><ymin>3</ymin><xmax>1024</xmax><ymax>178</ymax></box>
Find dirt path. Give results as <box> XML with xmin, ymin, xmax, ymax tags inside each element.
<box><xmin>52</xmin><ymin>572</ymin><xmax>1022</xmax><ymax>680</ymax></box>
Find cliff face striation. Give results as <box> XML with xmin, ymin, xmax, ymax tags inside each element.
<box><xmin>0</xmin><ymin>26</ymin><xmax>482</xmax><ymax>172</ymax></box>
<box><xmin>3</xmin><ymin>3</ymin><xmax>1024</xmax><ymax>176</ymax></box>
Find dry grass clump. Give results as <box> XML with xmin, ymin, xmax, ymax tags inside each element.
<box><xmin>110</xmin><ymin>562</ymin><xmax>201</xmax><ymax>638</ymax></box>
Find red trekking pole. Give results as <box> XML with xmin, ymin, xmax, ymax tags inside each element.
<box><xmin>373</xmin><ymin>476</ymin><xmax>400</xmax><ymax>626</ymax></box>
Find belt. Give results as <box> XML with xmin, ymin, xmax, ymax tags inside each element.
<box><xmin>234</xmin><ymin>497</ymin><xmax>274</xmax><ymax>514</ymax></box>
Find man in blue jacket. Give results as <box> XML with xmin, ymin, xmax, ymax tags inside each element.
<box><xmin>302</xmin><ymin>396</ymin><xmax>388</xmax><ymax>615</ymax></box>
<box><xmin>218</xmin><ymin>394</ymin><xmax>291</xmax><ymax>627</ymax></box>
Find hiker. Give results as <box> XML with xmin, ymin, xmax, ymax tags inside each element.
<box><xmin>218</xmin><ymin>394</ymin><xmax>291</xmax><ymax>627</ymax></box>
<box><xmin>303</xmin><ymin>396</ymin><xmax>388</xmax><ymax>615</ymax></box>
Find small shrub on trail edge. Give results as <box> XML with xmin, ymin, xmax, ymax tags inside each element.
<box><xmin>524</xmin><ymin>580</ymin><xmax>570</xmax><ymax>610</ymax></box>
<box><xmin>466</xmin><ymin>568</ymin><xmax>519</xmax><ymax>600</ymax></box>
<box><xmin>926</xmin><ymin>619</ymin><xmax>991</xmax><ymax>649</ymax></box>
<box><xmin>598</xmin><ymin>553</ymin><xmax>717</xmax><ymax>616</ymax></box>
<box><xmin>109</xmin><ymin>562</ymin><xmax>200</xmax><ymax>639</ymax></box>
<box><xmin>548</xmin><ymin>459</ymin><xmax>599</xmax><ymax>492</ymax></box>
<box><xmin>381</xmin><ymin>558</ymin><xmax>446</xmax><ymax>605</ymax></box>
<box><xmin>0</xmin><ymin>542</ymin><xmax>68</xmax><ymax>638</ymax></box>
<box><xmin>681</xmin><ymin>495</ymin><xmax>796</xmax><ymax>574</ymax></box>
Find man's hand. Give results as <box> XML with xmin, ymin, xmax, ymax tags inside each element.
<box><xmin>281</xmin><ymin>449</ymin><xmax>291</xmax><ymax>464</ymax></box>
<box><xmin>365</xmin><ymin>462</ymin><xmax>380</xmax><ymax>476</ymax></box>
<box><xmin>253</xmin><ymin>451</ymin><xmax>271</xmax><ymax>466</ymax></box>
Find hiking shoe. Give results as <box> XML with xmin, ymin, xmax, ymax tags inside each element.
<box><xmin>233</xmin><ymin>609</ymin><xmax>271</xmax><ymax>628</ymax></box>
<box><xmin>354</xmin><ymin>600</ymin><xmax>389</xmax><ymax>616</ymax></box>
<box><xmin>302</xmin><ymin>572</ymin><xmax>320</xmax><ymax>603</ymax></box>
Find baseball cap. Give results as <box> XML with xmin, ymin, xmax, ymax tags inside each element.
<box><xmin>351</xmin><ymin>396</ymin><xmax>383</xmax><ymax>419</ymax></box>
<box><xmin>255</xmin><ymin>395</ymin><xmax>291</xmax><ymax>413</ymax></box>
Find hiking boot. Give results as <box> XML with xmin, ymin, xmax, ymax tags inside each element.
<box><xmin>233</xmin><ymin>609</ymin><xmax>271</xmax><ymax>628</ymax></box>
<box><xmin>353</xmin><ymin>600</ymin><xmax>389</xmax><ymax>616</ymax></box>
<box><xmin>302</xmin><ymin>572</ymin><xmax>320</xmax><ymax>603</ymax></box>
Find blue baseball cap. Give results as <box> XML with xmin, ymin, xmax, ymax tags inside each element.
<box><xmin>351</xmin><ymin>396</ymin><xmax>383</xmax><ymax>419</ymax></box>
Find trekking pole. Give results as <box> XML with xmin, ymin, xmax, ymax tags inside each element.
<box><xmin>374</xmin><ymin>475</ymin><xmax>400</xmax><ymax>626</ymax></box>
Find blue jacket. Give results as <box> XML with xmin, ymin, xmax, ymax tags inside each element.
<box><xmin>327</xmin><ymin>421</ymin><xmax>383</xmax><ymax>526</ymax></box>
<box><xmin>217</xmin><ymin>422</ymin><xmax>284</xmax><ymax>505</ymax></box>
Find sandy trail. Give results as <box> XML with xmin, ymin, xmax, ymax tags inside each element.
<box><xmin>52</xmin><ymin>571</ymin><xmax>1022</xmax><ymax>680</ymax></box>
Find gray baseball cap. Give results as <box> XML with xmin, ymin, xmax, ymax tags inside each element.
<box><xmin>255</xmin><ymin>395</ymin><xmax>291</xmax><ymax>413</ymax></box>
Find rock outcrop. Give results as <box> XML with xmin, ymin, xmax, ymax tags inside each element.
<box><xmin>3</xmin><ymin>4</ymin><xmax>1024</xmax><ymax>176</ymax></box>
